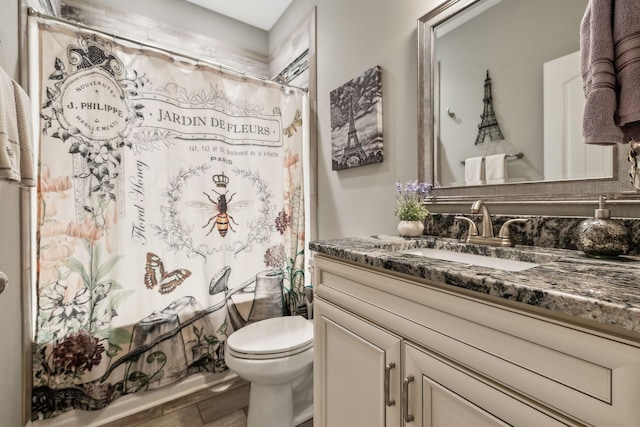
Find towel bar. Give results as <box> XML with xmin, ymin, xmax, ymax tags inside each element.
<box><xmin>460</xmin><ymin>152</ymin><xmax>523</xmax><ymax>165</ymax></box>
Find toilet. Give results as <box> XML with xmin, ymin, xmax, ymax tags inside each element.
<box><xmin>225</xmin><ymin>315</ymin><xmax>314</xmax><ymax>427</ymax></box>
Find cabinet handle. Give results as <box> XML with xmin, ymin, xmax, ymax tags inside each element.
<box><xmin>384</xmin><ymin>362</ymin><xmax>396</xmax><ymax>406</ymax></box>
<box><xmin>403</xmin><ymin>375</ymin><xmax>415</xmax><ymax>423</ymax></box>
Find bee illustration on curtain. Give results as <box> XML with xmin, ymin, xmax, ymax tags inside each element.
<box><xmin>188</xmin><ymin>172</ymin><xmax>250</xmax><ymax>237</ymax></box>
<box><xmin>144</xmin><ymin>252</ymin><xmax>192</xmax><ymax>294</ymax></box>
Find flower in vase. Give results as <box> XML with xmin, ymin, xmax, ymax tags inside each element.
<box><xmin>394</xmin><ymin>181</ymin><xmax>431</xmax><ymax>221</ymax></box>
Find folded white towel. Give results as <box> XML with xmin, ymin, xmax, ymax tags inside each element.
<box><xmin>465</xmin><ymin>156</ymin><xmax>484</xmax><ymax>186</ymax></box>
<box><xmin>0</xmin><ymin>66</ymin><xmax>35</xmax><ymax>187</ymax></box>
<box><xmin>485</xmin><ymin>153</ymin><xmax>507</xmax><ymax>184</ymax></box>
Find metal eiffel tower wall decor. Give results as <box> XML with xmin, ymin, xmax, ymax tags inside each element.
<box><xmin>475</xmin><ymin>70</ymin><xmax>504</xmax><ymax>145</ymax></box>
<box><xmin>330</xmin><ymin>65</ymin><xmax>383</xmax><ymax>170</ymax></box>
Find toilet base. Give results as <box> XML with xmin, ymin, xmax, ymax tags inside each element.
<box><xmin>292</xmin><ymin>363</ymin><xmax>313</xmax><ymax>425</ymax></box>
<box><xmin>247</xmin><ymin>382</ymin><xmax>293</xmax><ymax>427</ymax></box>
<box><xmin>246</xmin><ymin>365</ymin><xmax>313</xmax><ymax>427</ymax></box>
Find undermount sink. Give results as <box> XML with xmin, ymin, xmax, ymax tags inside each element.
<box><xmin>399</xmin><ymin>247</ymin><xmax>540</xmax><ymax>272</ymax></box>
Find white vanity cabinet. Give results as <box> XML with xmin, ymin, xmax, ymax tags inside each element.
<box><xmin>312</xmin><ymin>255</ymin><xmax>640</xmax><ymax>427</ymax></box>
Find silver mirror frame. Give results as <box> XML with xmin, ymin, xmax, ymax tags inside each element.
<box><xmin>417</xmin><ymin>0</ymin><xmax>638</xmax><ymax>208</ymax></box>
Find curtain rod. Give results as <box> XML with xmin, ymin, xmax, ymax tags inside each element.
<box><xmin>27</xmin><ymin>7</ymin><xmax>308</xmax><ymax>93</ymax></box>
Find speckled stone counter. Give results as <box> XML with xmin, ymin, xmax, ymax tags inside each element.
<box><xmin>309</xmin><ymin>235</ymin><xmax>640</xmax><ymax>334</ymax></box>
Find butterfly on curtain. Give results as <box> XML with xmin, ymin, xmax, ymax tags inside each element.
<box><xmin>144</xmin><ymin>252</ymin><xmax>191</xmax><ymax>294</ymax></box>
<box><xmin>283</xmin><ymin>109</ymin><xmax>302</xmax><ymax>137</ymax></box>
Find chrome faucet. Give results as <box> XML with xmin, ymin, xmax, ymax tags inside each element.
<box><xmin>455</xmin><ymin>200</ymin><xmax>528</xmax><ymax>247</ymax></box>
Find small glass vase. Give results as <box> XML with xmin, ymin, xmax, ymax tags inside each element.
<box><xmin>397</xmin><ymin>220</ymin><xmax>424</xmax><ymax>237</ymax></box>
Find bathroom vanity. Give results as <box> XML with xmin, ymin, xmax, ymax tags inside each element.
<box><xmin>310</xmin><ymin>235</ymin><xmax>640</xmax><ymax>426</ymax></box>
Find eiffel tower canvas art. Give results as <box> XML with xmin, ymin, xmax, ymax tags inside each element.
<box><xmin>330</xmin><ymin>65</ymin><xmax>383</xmax><ymax>170</ymax></box>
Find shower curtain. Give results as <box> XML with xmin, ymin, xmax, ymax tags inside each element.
<box><xmin>31</xmin><ymin>22</ymin><xmax>307</xmax><ymax>420</ymax></box>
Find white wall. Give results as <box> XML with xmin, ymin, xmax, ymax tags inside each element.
<box><xmin>87</xmin><ymin>0</ymin><xmax>269</xmax><ymax>55</ymax></box>
<box><xmin>0</xmin><ymin>0</ymin><xmax>27</xmax><ymax>425</ymax></box>
<box><xmin>273</xmin><ymin>0</ymin><xmax>440</xmax><ymax>239</ymax></box>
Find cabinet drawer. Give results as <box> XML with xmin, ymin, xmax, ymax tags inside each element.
<box><xmin>404</xmin><ymin>343</ymin><xmax>579</xmax><ymax>426</ymax></box>
<box><xmin>314</xmin><ymin>256</ymin><xmax>640</xmax><ymax>426</ymax></box>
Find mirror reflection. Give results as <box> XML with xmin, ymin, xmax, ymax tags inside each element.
<box><xmin>432</xmin><ymin>0</ymin><xmax>609</xmax><ymax>188</ymax></box>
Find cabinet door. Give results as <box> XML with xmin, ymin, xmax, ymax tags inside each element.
<box><xmin>403</xmin><ymin>343</ymin><xmax>581</xmax><ymax>427</ymax></box>
<box><xmin>314</xmin><ymin>298</ymin><xmax>402</xmax><ymax>427</ymax></box>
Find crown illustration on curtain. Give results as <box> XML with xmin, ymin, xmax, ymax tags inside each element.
<box><xmin>475</xmin><ymin>70</ymin><xmax>504</xmax><ymax>145</ymax></box>
<box><xmin>213</xmin><ymin>172</ymin><xmax>230</xmax><ymax>188</ymax></box>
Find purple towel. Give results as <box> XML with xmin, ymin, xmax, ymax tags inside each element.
<box><xmin>581</xmin><ymin>0</ymin><xmax>640</xmax><ymax>145</ymax></box>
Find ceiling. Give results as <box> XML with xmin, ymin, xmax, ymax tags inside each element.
<box><xmin>184</xmin><ymin>0</ymin><xmax>294</xmax><ymax>31</ymax></box>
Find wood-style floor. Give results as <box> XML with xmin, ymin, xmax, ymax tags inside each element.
<box><xmin>100</xmin><ymin>376</ymin><xmax>313</xmax><ymax>427</ymax></box>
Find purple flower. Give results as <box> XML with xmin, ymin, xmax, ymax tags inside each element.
<box><xmin>395</xmin><ymin>181</ymin><xmax>432</xmax><ymax>200</ymax></box>
<box><xmin>275</xmin><ymin>209</ymin><xmax>290</xmax><ymax>235</ymax></box>
<box><xmin>417</xmin><ymin>182</ymin><xmax>432</xmax><ymax>194</ymax></box>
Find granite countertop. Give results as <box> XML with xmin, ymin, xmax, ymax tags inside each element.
<box><xmin>309</xmin><ymin>235</ymin><xmax>640</xmax><ymax>334</ymax></box>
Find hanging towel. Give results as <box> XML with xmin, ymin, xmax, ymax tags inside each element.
<box><xmin>0</xmin><ymin>66</ymin><xmax>35</xmax><ymax>187</ymax></box>
<box><xmin>581</xmin><ymin>0</ymin><xmax>640</xmax><ymax>145</ymax></box>
<box><xmin>12</xmin><ymin>80</ymin><xmax>35</xmax><ymax>187</ymax></box>
<box><xmin>485</xmin><ymin>153</ymin><xmax>507</xmax><ymax>184</ymax></box>
<box><xmin>0</xmin><ymin>67</ymin><xmax>21</xmax><ymax>184</ymax></box>
<box><xmin>464</xmin><ymin>156</ymin><xmax>484</xmax><ymax>186</ymax></box>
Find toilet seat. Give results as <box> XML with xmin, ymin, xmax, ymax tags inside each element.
<box><xmin>226</xmin><ymin>316</ymin><xmax>313</xmax><ymax>360</ymax></box>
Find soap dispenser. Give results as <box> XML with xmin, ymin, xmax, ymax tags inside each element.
<box><xmin>575</xmin><ymin>195</ymin><xmax>630</xmax><ymax>258</ymax></box>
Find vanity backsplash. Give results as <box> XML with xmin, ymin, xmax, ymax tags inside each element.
<box><xmin>423</xmin><ymin>213</ymin><xmax>640</xmax><ymax>256</ymax></box>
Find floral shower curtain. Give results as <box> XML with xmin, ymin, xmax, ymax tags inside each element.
<box><xmin>32</xmin><ymin>22</ymin><xmax>307</xmax><ymax>420</ymax></box>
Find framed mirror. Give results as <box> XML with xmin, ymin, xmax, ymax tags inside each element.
<box><xmin>418</xmin><ymin>0</ymin><xmax>639</xmax><ymax>207</ymax></box>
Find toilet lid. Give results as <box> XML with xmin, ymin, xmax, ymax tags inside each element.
<box><xmin>227</xmin><ymin>316</ymin><xmax>313</xmax><ymax>357</ymax></box>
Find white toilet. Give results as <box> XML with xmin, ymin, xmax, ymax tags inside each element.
<box><xmin>225</xmin><ymin>315</ymin><xmax>314</xmax><ymax>427</ymax></box>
